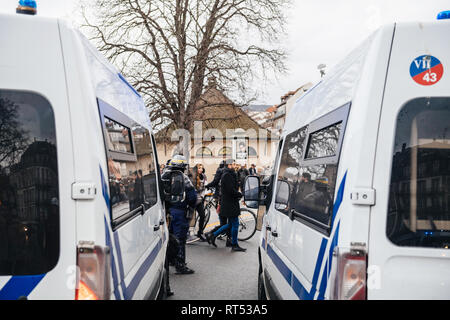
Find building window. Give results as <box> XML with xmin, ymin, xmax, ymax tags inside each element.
<box><xmin>196</xmin><ymin>146</ymin><xmax>213</xmax><ymax>158</ymax></box>
<box><xmin>218</xmin><ymin>146</ymin><xmax>232</xmax><ymax>157</ymax></box>
<box><xmin>248</xmin><ymin>146</ymin><xmax>257</xmax><ymax>157</ymax></box>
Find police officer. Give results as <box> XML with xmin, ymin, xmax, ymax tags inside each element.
<box><xmin>161</xmin><ymin>155</ymin><xmax>197</xmax><ymax>274</ymax></box>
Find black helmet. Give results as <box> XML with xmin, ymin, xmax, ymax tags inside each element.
<box><xmin>169</xmin><ymin>155</ymin><xmax>188</xmax><ymax>170</ymax></box>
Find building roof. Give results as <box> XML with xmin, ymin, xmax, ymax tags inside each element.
<box><xmin>155</xmin><ymin>85</ymin><xmax>277</xmax><ymax>141</ymax></box>
<box><xmin>242</xmin><ymin>104</ymin><xmax>271</xmax><ymax>112</ymax></box>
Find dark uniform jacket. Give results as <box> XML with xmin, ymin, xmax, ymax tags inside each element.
<box><xmin>206</xmin><ymin>166</ymin><xmax>224</xmax><ymax>199</ymax></box>
<box><xmin>219</xmin><ymin>168</ymin><xmax>242</xmax><ymax>218</ymax></box>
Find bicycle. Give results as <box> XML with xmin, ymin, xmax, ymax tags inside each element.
<box><xmin>188</xmin><ymin>188</ymin><xmax>258</xmax><ymax>242</ymax></box>
<box><xmin>186</xmin><ymin>190</ymin><xmax>215</xmax><ymax>244</ymax></box>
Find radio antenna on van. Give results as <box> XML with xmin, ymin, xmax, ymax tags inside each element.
<box><xmin>318</xmin><ymin>64</ymin><xmax>326</xmax><ymax>78</ymax></box>
<box><xmin>16</xmin><ymin>0</ymin><xmax>37</xmax><ymax>15</ymax></box>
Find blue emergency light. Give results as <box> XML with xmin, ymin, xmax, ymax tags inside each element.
<box><xmin>16</xmin><ymin>0</ymin><xmax>37</xmax><ymax>15</ymax></box>
<box><xmin>437</xmin><ymin>10</ymin><xmax>450</xmax><ymax>20</ymax></box>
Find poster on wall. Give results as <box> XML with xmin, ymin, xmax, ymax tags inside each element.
<box><xmin>234</xmin><ymin>138</ymin><xmax>248</xmax><ymax>165</ymax></box>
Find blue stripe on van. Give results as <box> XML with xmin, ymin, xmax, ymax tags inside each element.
<box><xmin>266</xmin><ymin>243</ymin><xmax>292</xmax><ymax>285</ymax></box>
<box><xmin>104</xmin><ymin>217</ymin><xmax>122</xmax><ymax>300</ymax></box>
<box><xmin>112</xmin><ymin>235</ymin><xmax>163</xmax><ymax>300</ymax></box>
<box><xmin>118</xmin><ymin>73</ymin><xmax>141</xmax><ymax>98</ymax></box>
<box><xmin>100</xmin><ymin>165</ymin><xmax>110</xmax><ymax>208</ymax></box>
<box><xmin>317</xmin><ymin>221</ymin><xmax>341</xmax><ymax>300</ymax></box>
<box><xmin>126</xmin><ymin>238</ymin><xmax>162</xmax><ymax>298</ymax></box>
<box><xmin>311</xmin><ymin>238</ymin><xmax>328</xmax><ymax>289</ymax></box>
<box><xmin>331</xmin><ymin>171</ymin><xmax>347</xmax><ymax>229</ymax></box>
<box><xmin>112</xmin><ymin>232</ymin><xmax>129</xmax><ymax>298</ymax></box>
<box><xmin>0</xmin><ymin>274</ymin><xmax>45</xmax><ymax>300</ymax></box>
<box><xmin>291</xmin><ymin>273</ymin><xmax>313</xmax><ymax>300</ymax></box>
<box><xmin>264</xmin><ymin>172</ymin><xmax>347</xmax><ymax>299</ymax></box>
<box><xmin>100</xmin><ymin>166</ymin><xmax>163</xmax><ymax>299</ymax></box>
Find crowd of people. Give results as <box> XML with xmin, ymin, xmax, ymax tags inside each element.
<box><xmin>160</xmin><ymin>156</ymin><xmax>260</xmax><ymax>296</ymax></box>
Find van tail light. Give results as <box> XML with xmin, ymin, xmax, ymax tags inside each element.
<box><xmin>75</xmin><ymin>242</ymin><xmax>111</xmax><ymax>300</ymax></box>
<box><xmin>331</xmin><ymin>244</ymin><xmax>367</xmax><ymax>300</ymax></box>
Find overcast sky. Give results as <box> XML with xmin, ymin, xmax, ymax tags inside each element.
<box><xmin>1</xmin><ymin>0</ymin><xmax>448</xmax><ymax>105</ymax></box>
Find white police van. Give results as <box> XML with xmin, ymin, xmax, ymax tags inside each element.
<box><xmin>0</xmin><ymin>10</ymin><xmax>168</xmax><ymax>299</ymax></box>
<box><xmin>245</xmin><ymin>15</ymin><xmax>450</xmax><ymax>300</ymax></box>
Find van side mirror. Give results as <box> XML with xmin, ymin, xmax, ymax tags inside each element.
<box><xmin>244</xmin><ymin>175</ymin><xmax>261</xmax><ymax>209</ymax></box>
<box><xmin>274</xmin><ymin>180</ymin><xmax>290</xmax><ymax>212</ymax></box>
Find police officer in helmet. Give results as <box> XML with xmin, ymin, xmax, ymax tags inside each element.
<box><xmin>161</xmin><ymin>155</ymin><xmax>197</xmax><ymax>274</ymax></box>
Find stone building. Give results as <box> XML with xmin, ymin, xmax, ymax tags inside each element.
<box><xmin>155</xmin><ymin>79</ymin><xmax>279</xmax><ymax>181</ymax></box>
<box><xmin>269</xmin><ymin>83</ymin><xmax>312</xmax><ymax>135</ymax></box>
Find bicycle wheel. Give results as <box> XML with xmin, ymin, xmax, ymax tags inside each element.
<box><xmin>237</xmin><ymin>208</ymin><xmax>257</xmax><ymax>241</ymax></box>
<box><xmin>202</xmin><ymin>204</ymin><xmax>212</xmax><ymax>231</ymax></box>
<box><xmin>193</xmin><ymin>205</ymin><xmax>211</xmax><ymax>235</ymax></box>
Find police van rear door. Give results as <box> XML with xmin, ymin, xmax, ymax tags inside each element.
<box><xmin>0</xmin><ymin>15</ymin><xmax>77</xmax><ymax>299</ymax></box>
<box><xmin>369</xmin><ymin>20</ymin><xmax>450</xmax><ymax>299</ymax></box>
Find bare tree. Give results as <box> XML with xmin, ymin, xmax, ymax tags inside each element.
<box><xmin>80</xmin><ymin>0</ymin><xmax>289</xmax><ymax>135</ymax></box>
<box><xmin>0</xmin><ymin>98</ymin><xmax>29</xmax><ymax>168</ymax></box>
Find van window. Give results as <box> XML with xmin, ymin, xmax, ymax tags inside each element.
<box><xmin>305</xmin><ymin>122</ymin><xmax>342</xmax><ymax>159</ymax></box>
<box><xmin>106</xmin><ymin>120</ymin><xmax>158</xmax><ymax>222</ymax></box>
<box><xmin>100</xmin><ymin>100</ymin><xmax>158</xmax><ymax>227</ymax></box>
<box><xmin>293</xmin><ymin>164</ymin><xmax>338</xmax><ymax>227</ymax></box>
<box><xmin>387</xmin><ymin>97</ymin><xmax>450</xmax><ymax>248</ymax></box>
<box><xmin>276</xmin><ymin>126</ymin><xmax>309</xmax><ymax>214</ymax></box>
<box><xmin>104</xmin><ymin>117</ymin><xmax>133</xmax><ymax>153</ymax></box>
<box><xmin>275</xmin><ymin>103</ymin><xmax>349</xmax><ymax>234</ymax></box>
<box><xmin>0</xmin><ymin>90</ymin><xmax>59</xmax><ymax>275</ymax></box>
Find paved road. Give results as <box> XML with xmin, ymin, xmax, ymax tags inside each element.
<box><xmin>167</xmin><ymin>211</ymin><xmax>260</xmax><ymax>300</ymax></box>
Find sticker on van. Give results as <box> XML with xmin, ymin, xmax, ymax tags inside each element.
<box><xmin>410</xmin><ymin>55</ymin><xmax>444</xmax><ymax>86</ymax></box>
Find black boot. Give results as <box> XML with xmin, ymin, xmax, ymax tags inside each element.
<box><xmin>231</xmin><ymin>243</ymin><xmax>247</xmax><ymax>252</ymax></box>
<box><xmin>175</xmin><ymin>263</ymin><xmax>195</xmax><ymax>274</ymax></box>
<box><xmin>167</xmin><ymin>284</ymin><xmax>175</xmax><ymax>297</ymax></box>
<box><xmin>205</xmin><ymin>232</ymin><xmax>217</xmax><ymax>247</ymax></box>
<box><xmin>226</xmin><ymin>237</ymin><xmax>232</xmax><ymax>247</ymax></box>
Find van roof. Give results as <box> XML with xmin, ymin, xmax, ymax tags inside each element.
<box><xmin>0</xmin><ymin>12</ymin><xmax>152</xmax><ymax>131</ymax></box>
<box><xmin>283</xmin><ymin>26</ymin><xmax>383</xmax><ymax>136</ymax></box>
<box><xmin>283</xmin><ymin>19</ymin><xmax>450</xmax><ymax>137</ymax></box>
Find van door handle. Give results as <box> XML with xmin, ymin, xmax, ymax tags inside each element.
<box><xmin>266</xmin><ymin>225</ymin><xmax>272</xmax><ymax>231</ymax></box>
<box><xmin>154</xmin><ymin>224</ymin><xmax>161</xmax><ymax>231</ymax></box>
<box><xmin>271</xmin><ymin>230</ymin><xmax>278</xmax><ymax>237</ymax></box>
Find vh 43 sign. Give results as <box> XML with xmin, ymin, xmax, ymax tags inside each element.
<box><xmin>410</xmin><ymin>55</ymin><xmax>444</xmax><ymax>86</ymax></box>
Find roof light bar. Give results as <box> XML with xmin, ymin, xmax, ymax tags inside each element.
<box><xmin>16</xmin><ymin>0</ymin><xmax>37</xmax><ymax>15</ymax></box>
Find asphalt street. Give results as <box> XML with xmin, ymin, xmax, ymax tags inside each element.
<box><xmin>167</xmin><ymin>217</ymin><xmax>260</xmax><ymax>300</ymax></box>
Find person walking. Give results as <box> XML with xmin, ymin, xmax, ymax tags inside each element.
<box><xmin>206</xmin><ymin>160</ymin><xmax>225</xmax><ymax>200</ymax></box>
<box><xmin>161</xmin><ymin>155</ymin><xmax>197</xmax><ymax>274</ymax></box>
<box><xmin>249</xmin><ymin>164</ymin><xmax>257</xmax><ymax>176</ymax></box>
<box><xmin>238</xmin><ymin>164</ymin><xmax>249</xmax><ymax>192</ymax></box>
<box><xmin>205</xmin><ymin>160</ymin><xmax>232</xmax><ymax>247</ymax></box>
<box><xmin>190</xmin><ymin>164</ymin><xmax>208</xmax><ymax>241</ymax></box>
<box><xmin>206</xmin><ymin>159</ymin><xmax>247</xmax><ymax>252</ymax></box>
